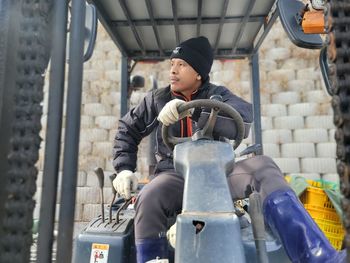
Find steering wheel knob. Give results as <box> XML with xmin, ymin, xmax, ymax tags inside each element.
<box><xmin>209</xmin><ymin>95</ymin><xmax>223</xmax><ymax>101</ymax></box>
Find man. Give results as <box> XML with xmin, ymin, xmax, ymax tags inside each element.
<box><xmin>112</xmin><ymin>36</ymin><xmax>345</xmax><ymax>263</ymax></box>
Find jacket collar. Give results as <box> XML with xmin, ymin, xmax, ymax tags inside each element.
<box><xmin>171</xmin><ymin>78</ymin><xmax>210</xmax><ymax>101</ymax></box>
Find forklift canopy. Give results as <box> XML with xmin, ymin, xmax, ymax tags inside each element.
<box><xmin>90</xmin><ymin>0</ymin><xmax>278</xmax><ymax>60</ymax></box>
<box><xmin>88</xmin><ymin>0</ymin><xmax>269</xmax><ymax>149</ymax></box>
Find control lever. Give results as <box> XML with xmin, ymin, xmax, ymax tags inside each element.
<box><xmin>116</xmin><ymin>198</ymin><xmax>132</xmax><ymax>224</ymax></box>
<box><xmin>108</xmin><ymin>173</ymin><xmax>117</xmax><ymax>224</ymax></box>
<box><xmin>249</xmin><ymin>191</ymin><xmax>269</xmax><ymax>263</ymax></box>
<box><xmin>94</xmin><ymin>167</ymin><xmax>105</xmax><ymax>222</ymax></box>
<box><xmin>237</xmin><ymin>144</ymin><xmax>262</xmax><ymax>157</ymax></box>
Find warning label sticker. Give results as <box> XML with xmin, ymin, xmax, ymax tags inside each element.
<box><xmin>90</xmin><ymin>243</ymin><xmax>109</xmax><ymax>263</ymax></box>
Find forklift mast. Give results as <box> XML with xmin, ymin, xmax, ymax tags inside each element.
<box><xmin>0</xmin><ymin>0</ymin><xmax>349</xmax><ymax>262</ymax></box>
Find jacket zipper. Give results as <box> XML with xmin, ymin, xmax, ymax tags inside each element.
<box><xmin>171</xmin><ymin>90</ymin><xmax>198</xmax><ymax>137</ymax></box>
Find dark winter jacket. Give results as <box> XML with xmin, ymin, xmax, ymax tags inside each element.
<box><xmin>112</xmin><ymin>80</ymin><xmax>253</xmax><ymax>174</ymax></box>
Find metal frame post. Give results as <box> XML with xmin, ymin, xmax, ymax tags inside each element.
<box><xmin>37</xmin><ymin>1</ymin><xmax>69</xmax><ymax>262</ymax></box>
<box><xmin>56</xmin><ymin>0</ymin><xmax>86</xmax><ymax>262</ymax></box>
<box><xmin>0</xmin><ymin>0</ymin><xmax>21</xmax><ymax>241</ymax></box>
<box><xmin>148</xmin><ymin>76</ymin><xmax>158</xmax><ymax>176</ymax></box>
<box><xmin>120</xmin><ymin>56</ymin><xmax>129</xmax><ymax>117</ymax></box>
<box><xmin>249</xmin><ymin>52</ymin><xmax>263</xmax><ymax>155</ymax></box>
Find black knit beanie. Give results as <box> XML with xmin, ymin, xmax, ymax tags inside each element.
<box><xmin>170</xmin><ymin>36</ymin><xmax>214</xmax><ymax>80</ymax></box>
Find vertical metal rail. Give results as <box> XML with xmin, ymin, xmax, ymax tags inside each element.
<box><xmin>232</xmin><ymin>0</ymin><xmax>256</xmax><ymax>54</ymax></box>
<box><xmin>196</xmin><ymin>0</ymin><xmax>202</xmax><ymax>36</ymax></box>
<box><xmin>0</xmin><ymin>0</ymin><xmax>11</xmax><ymax>229</ymax></box>
<box><xmin>148</xmin><ymin>76</ymin><xmax>158</xmax><ymax>176</ymax></box>
<box><xmin>56</xmin><ymin>0</ymin><xmax>86</xmax><ymax>262</ymax></box>
<box><xmin>213</xmin><ymin>0</ymin><xmax>229</xmax><ymax>52</ymax></box>
<box><xmin>0</xmin><ymin>0</ymin><xmax>19</xmax><ymax>247</ymax></box>
<box><xmin>145</xmin><ymin>0</ymin><xmax>164</xmax><ymax>56</ymax></box>
<box><xmin>250</xmin><ymin>53</ymin><xmax>263</xmax><ymax>155</ymax></box>
<box><xmin>120</xmin><ymin>56</ymin><xmax>129</xmax><ymax>117</ymax></box>
<box><xmin>37</xmin><ymin>1</ymin><xmax>68</xmax><ymax>263</ymax></box>
<box><xmin>119</xmin><ymin>0</ymin><xmax>145</xmax><ymax>55</ymax></box>
<box><xmin>171</xmin><ymin>0</ymin><xmax>180</xmax><ymax>45</ymax></box>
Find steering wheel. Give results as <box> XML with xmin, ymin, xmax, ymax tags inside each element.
<box><xmin>161</xmin><ymin>99</ymin><xmax>245</xmax><ymax>150</ymax></box>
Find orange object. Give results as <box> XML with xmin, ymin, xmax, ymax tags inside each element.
<box><xmin>285</xmin><ymin>176</ymin><xmax>345</xmax><ymax>250</ymax></box>
<box><xmin>302</xmin><ymin>11</ymin><xmax>325</xmax><ymax>34</ymax></box>
<box><xmin>300</xmin><ymin>187</ymin><xmax>334</xmax><ymax>209</ymax></box>
<box><xmin>303</xmin><ymin>204</ymin><xmax>345</xmax><ymax>250</ymax></box>
<box><xmin>300</xmin><ymin>185</ymin><xmax>345</xmax><ymax>250</ymax></box>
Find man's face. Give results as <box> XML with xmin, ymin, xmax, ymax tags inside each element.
<box><xmin>169</xmin><ymin>58</ymin><xmax>201</xmax><ymax>97</ymax></box>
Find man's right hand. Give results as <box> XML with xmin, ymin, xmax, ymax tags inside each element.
<box><xmin>112</xmin><ymin>170</ymin><xmax>138</xmax><ymax>199</ymax></box>
<box><xmin>157</xmin><ymin>99</ymin><xmax>190</xmax><ymax>126</ymax></box>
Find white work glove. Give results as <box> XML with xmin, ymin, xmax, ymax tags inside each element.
<box><xmin>166</xmin><ymin>222</ymin><xmax>177</xmax><ymax>248</ymax></box>
<box><xmin>112</xmin><ymin>170</ymin><xmax>138</xmax><ymax>199</ymax></box>
<box><xmin>157</xmin><ymin>99</ymin><xmax>191</xmax><ymax>126</ymax></box>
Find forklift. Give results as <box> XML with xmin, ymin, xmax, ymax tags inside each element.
<box><xmin>0</xmin><ymin>0</ymin><xmax>349</xmax><ymax>262</ymax></box>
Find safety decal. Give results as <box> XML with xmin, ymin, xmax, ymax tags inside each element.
<box><xmin>90</xmin><ymin>243</ymin><xmax>109</xmax><ymax>263</ymax></box>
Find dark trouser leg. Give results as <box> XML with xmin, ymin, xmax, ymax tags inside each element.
<box><xmin>134</xmin><ymin>171</ymin><xmax>183</xmax><ymax>263</ymax></box>
<box><xmin>228</xmin><ymin>155</ymin><xmax>290</xmax><ymax>201</ymax></box>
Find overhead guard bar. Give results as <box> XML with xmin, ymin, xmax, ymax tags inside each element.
<box><xmin>110</xmin><ymin>15</ymin><xmax>266</xmax><ymax>27</ymax></box>
<box><xmin>232</xmin><ymin>0</ymin><xmax>256</xmax><ymax>53</ymax></box>
<box><xmin>214</xmin><ymin>0</ymin><xmax>230</xmax><ymax>52</ymax></box>
<box><xmin>145</xmin><ymin>0</ymin><xmax>165</xmax><ymax>56</ymax></box>
<box><xmin>119</xmin><ymin>0</ymin><xmax>146</xmax><ymax>55</ymax></box>
<box><xmin>171</xmin><ymin>0</ymin><xmax>180</xmax><ymax>45</ymax></box>
<box><xmin>196</xmin><ymin>0</ymin><xmax>203</xmax><ymax>36</ymax></box>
